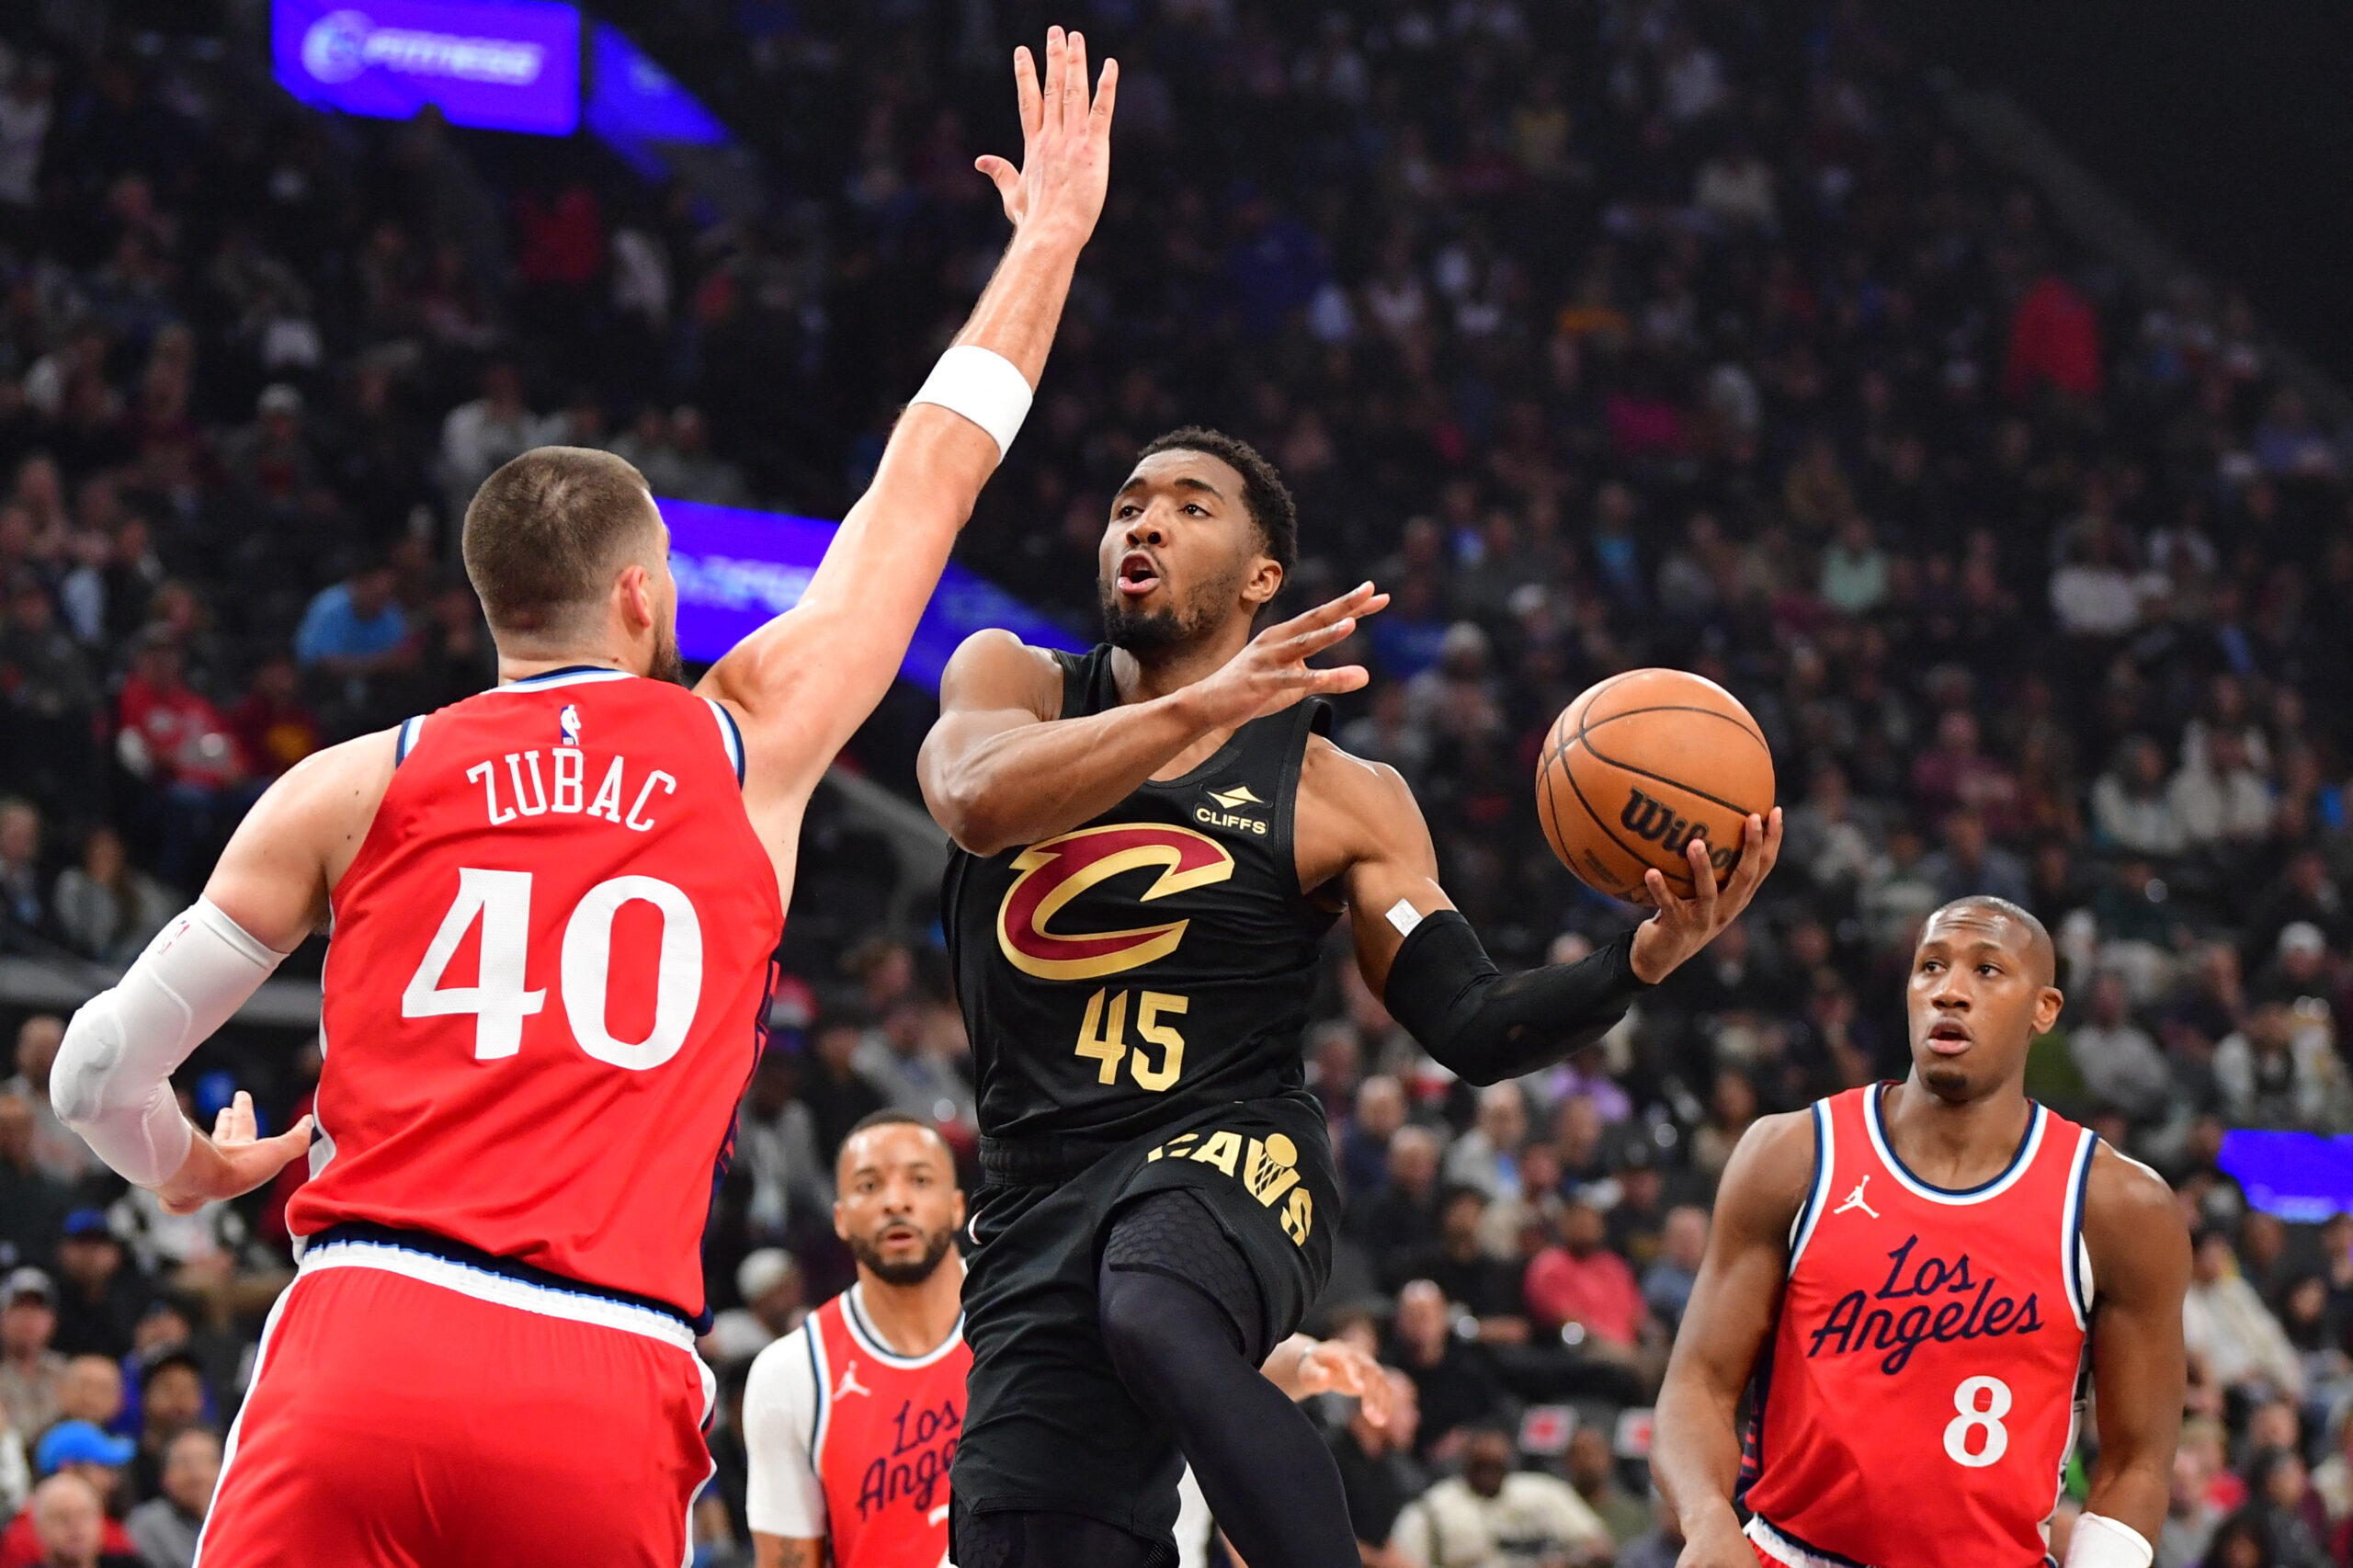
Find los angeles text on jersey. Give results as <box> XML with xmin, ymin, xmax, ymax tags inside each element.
<box><xmin>463</xmin><ymin>745</ymin><xmax>679</xmax><ymax>832</ymax></box>
<box><xmin>857</xmin><ymin>1395</ymin><xmax>960</xmax><ymax>1525</ymax></box>
<box><xmin>1804</xmin><ymin>1233</ymin><xmax>2046</xmax><ymax>1376</ymax></box>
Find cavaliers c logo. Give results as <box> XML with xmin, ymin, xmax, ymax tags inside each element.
<box><xmin>996</xmin><ymin>824</ymin><xmax>1236</xmax><ymax>981</ymax></box>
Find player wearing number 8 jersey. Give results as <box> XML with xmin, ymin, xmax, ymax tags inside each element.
<box><xmin>1652</xmin><ymin>897</ymin><xmax>2190</xmax><ymax>1568</ymax></box>
<box><xmin>47</xmin><ymin>28</ymin><xmax>1121</xmax><ymax>1566</ymax></box>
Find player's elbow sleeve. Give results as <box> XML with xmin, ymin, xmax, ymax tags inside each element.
<box><xmin>1381</xmin><ymin>911</ymin><xmax>1645</xmax><ymax>1085</ymax></box>
<box><xmin>54</xmin><ymin>899</ymin><xmax>286</xmax><ymax>1187</ymax></box>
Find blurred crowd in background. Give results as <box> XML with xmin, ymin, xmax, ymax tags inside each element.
<box><xmin>4</xmin><ymin>0</ymin><xmax>2353</xmax><ymax>1564</ymax></box>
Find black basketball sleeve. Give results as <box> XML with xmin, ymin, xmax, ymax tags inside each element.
<box><xmin>1379</xmin><ymin>910</ymin><xmax>1653</xmax><ymax>1085</ymax></box>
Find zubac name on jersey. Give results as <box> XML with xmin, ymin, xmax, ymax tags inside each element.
<box><xmin>1740</xmin><ymin>1085</ymin><xmax>2097</xmax><ymax>1568</ymax></box>
<box><xmin>289</xmin><ymin>668</ymin><xmax>783</xmax><ymax>1322</ymax></box>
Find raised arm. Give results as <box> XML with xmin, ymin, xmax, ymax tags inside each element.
<box><xmin>2072</xmin><ymin>1146</ymin><xmax>2189</xmax><ymax>1563</ymax></box>
<box><xmin>697</xmin><ymin>28</ymin><xmax>1114</xmax><ymax>815</ymax></box>
<box><xmin>1319</xmin><ymin>743</ymin><xmax>1779</xmax><ymax>1085</ymax></box>
<box><xmin>918</xmin><ymin>586</ymin><xmax>1381</xmax><ymax>855</ymax></box>
<box><xmin>1649</xmin><ymin>1111</ymin><xmax>1815</xmax><ymax>1567</ymax></box>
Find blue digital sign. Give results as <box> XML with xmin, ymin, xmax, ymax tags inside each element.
<box><xmin>273</xmin><ymin>0</ymin><xmax>582</xmax><ymax>136</ymax></box>
<box><xmin>2219</xmin><ymin>1129</ymin><xmax>2353</xmax><ymax>1221</ymax></box>
<box><xmin>586</xmin><ymin>23</ymin><xmax>729</xmax><ymax>178</ymax></box>
<box><xmin>662</xmin><ymin>498</ymin><xmax>1083</xmax><ymax>692</ymax></box>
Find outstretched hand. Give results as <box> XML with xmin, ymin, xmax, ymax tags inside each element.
<box><xmin>157</xmin><ymin>1091</ymin><xmax>313</xmax><ymax>1217</ymax></box>
<box><xmin>1293</xmin><ymin>1337</ymin><xmax>1398</xmax><ymax>1427</ymax></box>
<box><xmin>1187</xmin><ymin>583</ymin><xmax>1388</xmax><ymax>731</ymax></box>
<box><xmin>1629</xmin><ymin>808</ymin><xmax>1783</xmax><ymax>985</ymax></box>
<box><xmin>973</xmin><ymin>27</ymin><xmax>1118</xmax><ymax>250</ymax></box>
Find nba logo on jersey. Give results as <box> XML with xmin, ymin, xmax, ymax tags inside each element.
<box><xmin>558</xmin><ymin>704</ymin><xmax>583</xmax><ymax>745</ymax></box>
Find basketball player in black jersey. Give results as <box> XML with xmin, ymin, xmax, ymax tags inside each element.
<box><xmin>921</xmin><ymin>427</ymin><xmax>1783</xmax><ymax>1568</ymax></box>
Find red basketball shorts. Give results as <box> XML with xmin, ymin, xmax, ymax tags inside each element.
<box><xmin>197</xmin><ymin>1238</ymin><xmax>714</xmax><ymax>1567</ymax></box>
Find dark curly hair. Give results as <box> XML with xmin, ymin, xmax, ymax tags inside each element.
<box><xmin>1134</xmin><ymin>426</ymin><xmax>1299</xmax><ymax>574</ymax></box>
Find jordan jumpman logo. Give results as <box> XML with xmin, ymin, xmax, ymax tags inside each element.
<box><xmin>834</xmin><ymin>1361</ymin><xmax>871</xmax><ymax>1399</ymax></box>
<box><xmin>1834</xmin><ymin>1175</ymin><xmax>1880</xmax><ymax>1220</ymax></box>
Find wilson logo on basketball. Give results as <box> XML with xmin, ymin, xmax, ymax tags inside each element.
<box><xmin>1619</xmin><ymin>789</ymin><xmax>1738</xmax><ymax>872</ymax></box>
<box><xmin>996</xmin><ymin>824</ymin><xmax>1237</xmax><ymax>981</ymax></box>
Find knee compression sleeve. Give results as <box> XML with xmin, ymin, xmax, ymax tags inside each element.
<box><xmin>1102</xmin><ymin>1189</ymin><xmax>1267</xmax><ymax>1361</ymax></box>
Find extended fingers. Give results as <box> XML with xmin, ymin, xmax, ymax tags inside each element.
<box><xmin>1038</xmin><ymin>28</ymin><xmax>1065</xmax><ymax>136</ymax></box>
<box><xmin>1303</xmin><ymin>664</ymin><xmax>1371</xmax><ymax>696</ymax></box>
<box><xmin>1277</xmin><ymin>582</ymin><xmax>1383</xmax><ymax>638</ymax></box>
<box><xmin>1013</xmin><ymin>44</ymin><xmax>1043</xmax><ymax>141</ymax></box>
<box><xmin>1090</xmin><ymin>54</ymin><xmax>1120</xmax><ymax>131</ymax></box>
<box><xmin>1062</xmin><ymin>32</ymin><xmax>1088</xmax><ymax>136</ymax></box>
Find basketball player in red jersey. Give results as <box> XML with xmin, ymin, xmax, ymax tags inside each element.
<box><xmin>1653</xmin><ymin>896</ymin><xmax>2189</xmax><ymax>1568</ymax></box>
<box><xmin>47</xmin><ymin>29</ymin><xmax>1118</xmax><ymax>1566</ymax></box>
<box><xmin>743</xmin><ymin>1110</ymin><xmax>1396</xmax><ymax>1568</ymax></box>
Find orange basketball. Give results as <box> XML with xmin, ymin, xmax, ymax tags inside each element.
<box><xmin>1535</xmin><ymin>668</ymin><xmax>1776</xmax><ymax>901</ymax></box>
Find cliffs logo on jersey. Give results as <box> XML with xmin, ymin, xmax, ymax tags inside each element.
<box><xmin>1197</xmin><ymin>782</ymin><xmax>1268</xmax><ymax>835</ymax></box>
<box><xmin>997</xmin><ymin>824</ymin><xmax>1235</xmax><ymax>981</ymax></box>
<box><xmin>1805</xmin><ymin>1234</ymin><xmax>2046</xmax><ymax>1376</ymax></box>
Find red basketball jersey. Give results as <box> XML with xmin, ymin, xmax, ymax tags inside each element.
<box><xmin>1741</xmin><ymin>1085</ymin><xmax>2097</xmax><ymax>1568</ymax></box>
<box><xmin>287</xmin><ymin>666</ymin><xmax>782</xmax><ymax>1320</ymax></box>
<box><xmin>803</xmin><ymin>1287</ymin><xmax>968</xmax><ymax>1568</ymax></box>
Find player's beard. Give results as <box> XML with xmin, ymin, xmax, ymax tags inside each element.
<box><xmin>850</xmin><ymin>1221</ymin><xmax>958</xmax><ymax>1288</ymax></box>
<box><xmin>648</xmin><ymin>620</ymin><xmax>685</xmax><ymax>686</ymax></box>
<box><xmin>1098</xmin><ymin>564</ymin><xmax>1240</xmax><ymax>654</ymax></box>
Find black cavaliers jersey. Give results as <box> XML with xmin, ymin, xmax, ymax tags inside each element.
<box><xmin>943</xmin><ymin>644</ymin><xmax>1340</xmax><ymax>1153</ymax></box>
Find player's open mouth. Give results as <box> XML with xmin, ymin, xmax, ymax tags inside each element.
<box><xmin>1116</xmin><ymin>551</ymin><xmax>1162</xmax><ymax>597</ymax></box>
<box><xmin>1927</xmin><ymin>1019</ymin><xmax>1971</xmax><ymax>1055</ymax></box>
<box><xmin>880</xmin><ymin>1222</ymin><xmax>922</xmax><ymax>1246</ymax></box>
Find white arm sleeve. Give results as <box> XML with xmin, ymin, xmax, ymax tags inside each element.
<box><xmin>51</xmin><ymin>900</ymin><xmax>286</xmax><ymax>1187</ymax></box>
<box><xmin>744</xmin><ymin>1325</ymin><xmax>828</xmax><ymax>1540</ymax></box>
<box><xmin>2066</xmin><ymin>1512</ymin><xmax>2154</xmax><ymax>1568</ymax></box>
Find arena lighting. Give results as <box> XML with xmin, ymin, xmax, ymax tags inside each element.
<box><xmin>2217</xmin><ymin>1128</ymin><xmax>2353</xmax><ymax>1221</ymax></box>
<box><xmin>272</xmin><ymin>0</ymin><xmax>582</xmax><ymax>135</ymax></box>
<box><xmin>585</xmin><ymin>22</ymin><xmax>730</xmax><ymax>180</ymax></box>
<box><xmin>661</xmin><ymin>497</ymin><xmax>1083</xmax><ymax>692</ymax></box>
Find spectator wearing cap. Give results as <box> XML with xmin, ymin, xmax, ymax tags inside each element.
<box><xmin>120</xmin><ymin>1352</ymin><xmax>202</xmax><ymax>1507</ymax></box>
<box><xmin>0</xmin><ymin>1096</ymin><xmax>68</xmax><ymax>1272</ymax></box>
<box><xmin>1598</xmin><ymin>1135</ymin><xmax>1673</xmax><ymax>1271</ymax></box>
<box><xmin>1390</xmin><ymin>1426</ymin><xmax>1613</xmax><ymax>1568</ymax></box>
<box><xmin>2255</xmin><ymin>923</ymin><xmax>2333</xmax><ymax>1011</ymax></box>
<box><xmin>0</xmin><ymin>1273</ymin><xmax>63</xmax><ymax>1445</ymax></box>
<box><xmin>121</xmin><ymin>1429</ymin><xmax>215</xmax><ymax>1568</ymax></box>
<box><xmin>47</xmin><ymin>1220</ymin><xmax>146</xmax><ymax>1363</ymax></box>
<box><xmin>702</xmin><ymin>1249</ymin><xmax>803</xmax><ymax>1366</ymax></box>
<box><xmin>0</xmin><ymin>1427</ymin><xmax>137</xmax><ymax>1568</ymax></box>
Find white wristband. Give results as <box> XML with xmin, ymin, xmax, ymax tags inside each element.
<box><xmin>908</xmin><ymin>345</ymin><xmax>1032</xmax><ymax>460</ymax></box>
<box><xmin>2065</xmin><ymin>1512</ymin><xmax>2153</xmax><ymax>1568</ymax></box>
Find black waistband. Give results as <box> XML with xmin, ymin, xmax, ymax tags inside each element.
<box><xmin>979</xmin><ymin>1134</ymin><xmax>1131</xmax><ymax>1185</ymax></box>
<box><xmin>307</xmin><ymin>1221</ymin><xmax>708</xmax><ymax>1334</ymax></box>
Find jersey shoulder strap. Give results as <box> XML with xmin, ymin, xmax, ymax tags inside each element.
<box><xmin>1052</xmin><ymin>643</ymin><xmax>1118</xmax><ymax>721</ymax></box>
